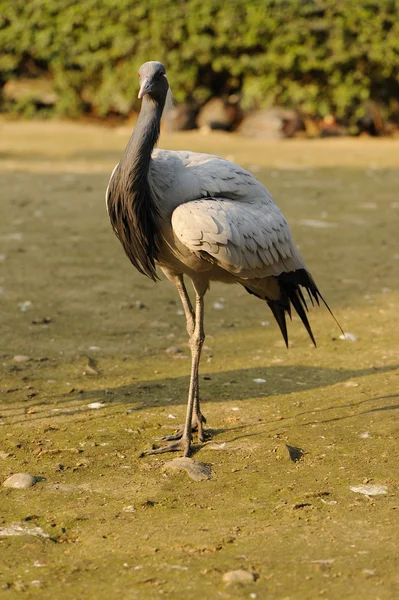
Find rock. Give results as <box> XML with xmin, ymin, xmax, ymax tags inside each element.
<box><xmin>3</xmin><ymin>77</ymin><xmax>58</xmax><ymax>106</ymax></box>
<box><xmin>12</xmin><ymin>355</ymin><xmax>31</xmax><ymax>363</ymax></box>
<box><xmin>213</xmin><ymin>302</ymin><xmax>224</xmax><ymax>310</ymax></box>
<box><xmin>164</xmin><ymin>458</ymin><xmax>211</xmax><ymax>481</ymax></box>
<box><xmin>222</xmin><ymin>569</ymin><xmax>256</xmax><ymax>585</ymax></box>
<box><xmin>87</xmin><ymin>402</ymin><xmax>105</xmax><ymax>409</ymax></box>
<box><xmin>83</xmin><ymin>364</ymin><xmax>99</xmax><ymax>375</ymax></box>
<box><xmin>31</xmin><ymin>317</ymin><xmax>52</xmax><ymax>325</ymax></box>
<box><xmin>339</xmin><ymin>332</ymin><xmax>357</xmax><ymax>342</ymax></box>
<box><xmin>275</xmin><ymin>443</ymin><xmax>304</xmax><ymax>462</ymax></box>
<box><xmin>83</xmin><ymin>357</ymin><xmax>99</xmax><ymax>375</ymax></box>
<box><xmin>298</xmin><ymin>219</ymin><xmax>338</xmax><ymax>229</ymax></box>
<box><xmin>165</xmin><ymin>346</ymin><xmax>182</xmax><ymax>354</ymax></box>
<box><xmin>0</xmin><ymin>523</ymin><xmax>49</xmax><ymax>538</ymax></box>
<box><xmin>350</xmin><ymin>484</ymin><xmax>387</xmax><ymax>496</ymax></box>
<box><xmin>197</xmin><ymin>98</ymin><xmax>241</xmax><ymax>131</ymax></box>
<box><xmin>238</xmin><ymin>107</ymin><xmax>303</xmax><ymax>139</ymax></box>
<box><xmin>18</xmin><ymin>300</ymin><xmax>33</xmax><ymax>312</ymax></box>
<box><xmin>319</xmin><ymin>114</ymin><xmax>347</xmax><ymax>137</ymax></box>
<box><xmin>166</xmin><ymin>104</ymin><xmax>198</xmax><ymax>131</ymax></box>
<box><xmin>3</xmin><ymin>473</ymin><xmax>36</xmax><ymax>489</ymax></box>
<box><xmin>357</xmin><ymin>102</ymin><xmax>385</xmax><ymax>136</ymax></box>
<box><xmin>207</xmin><ymin>442</ymin><xmax>227</xmax><ymax>450</ymax></box>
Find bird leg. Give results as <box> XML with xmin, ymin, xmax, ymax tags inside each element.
<box><xmin>140</xmin><ymin>292</ymin><xmax>205</xmax><ymax>457</ymax></box>
<box><xmin>159</xmin><ymin>278</ymin><xmax>206</xmax><ymax>443</ymax></box>
<box><xmin>177</xmin><ymin>277</ymin><xmax>206</xmax><ymax>439</ymax></box>
<box><xmin>175</xmin><ymin>274</ymin><xmax>195</xmax><ymax>336</ymax></box>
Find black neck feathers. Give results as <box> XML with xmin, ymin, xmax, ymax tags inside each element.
<box><xmin>107</xmin><ymin>96</ymin><xmax>164</xmax><ymax>280</ymax></box>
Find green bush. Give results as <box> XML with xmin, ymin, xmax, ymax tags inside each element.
<box><xmin>1</xmin><ymin>0</ymin><xmax>398</xmax><ymax>129</ymax></box>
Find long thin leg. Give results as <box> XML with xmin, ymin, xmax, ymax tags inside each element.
<box><xmin>140</xmin><ymin>291</ymin><xmax>205</xmax><ymax>457</ymax></box>
<box><xmin>174</xmin><ymin>275</ymin><xmax>195</xmax><ymax>336</ymax></box>
<box><xmin>159</xmin><ymin>278</ymin><xmax>206</xmax><ymax>443</ymax></box>
<box><xmin>181</xmin><ymin>293</ymin><xmax>205</xmax><ymax>453</ymax></box>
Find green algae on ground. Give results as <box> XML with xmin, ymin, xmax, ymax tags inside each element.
<box><xmin>0</xmin><ymin>123</ymin><xmax>398</xmax><ymax>599</ymax></box>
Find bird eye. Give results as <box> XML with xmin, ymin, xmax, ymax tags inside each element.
<box><xmin>159</xmin><ymin>71</ymin><xmax>165</xmax><ymax>77</ymax></box>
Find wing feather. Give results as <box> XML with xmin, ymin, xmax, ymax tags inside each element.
<box><xmin>171</xmin><ymin>197</ymin><xmax>304</xmax><ymax>279</ymax></box>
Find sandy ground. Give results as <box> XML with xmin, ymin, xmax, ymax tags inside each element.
<box><xmin>1</xmin><ymin>120</ymin><xmax>399</xmax><ymax>599</ymax></box>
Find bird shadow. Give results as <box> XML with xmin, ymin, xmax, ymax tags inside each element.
<box><xmin>75</xmin><ymin>362</ymin><xmax>398</xmax><ymax>409</ymax></box>
<box><xmin>4</xmin><ymin>363</ymin><xmax>399</xmax><ymax>428</ymax></box>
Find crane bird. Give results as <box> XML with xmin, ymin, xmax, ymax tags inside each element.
<box><xmin>106</xmin><ymin>61</ymin><xmax>336</xmax><ymax>458</ymax></box>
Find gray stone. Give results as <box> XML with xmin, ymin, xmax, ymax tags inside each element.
<box><xmin>3</xmin><ymin>473</ymin><xmax>36</xmax><ymax>489</ymax></box>
<box><xmin>222</xmin><ymin>569</ymin><xmax>256</xmax><ymax>585</ymax></box>
<box><xmin>238</xmin><ymin>107</ymin><xmax>302</xmax><ymax>139</ymax></box>
<box><xmin>164</xmin><ymin>458</ymin><xmax>211</xmax><ymax>481</ymax></box>
<box><xmin>197</xmin><ymin>98</ymin><xmax>241</xmax><ymax>131</ymax></box>
<box><xmin>12</xmin><ymin>355</ymin><xmax>31</xmax><ymax>363</ymax></box>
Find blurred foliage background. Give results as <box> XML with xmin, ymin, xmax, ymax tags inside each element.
<box><xmin>0</xmin><ymin>0</ymin><xmax>398</xmax><ymax>133</ymax></box>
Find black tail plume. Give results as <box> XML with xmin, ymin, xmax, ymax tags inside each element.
<box><xmin>246</xmin><ymin>269</ymin><xmax>342</xmax><ymax>347</ymax></box>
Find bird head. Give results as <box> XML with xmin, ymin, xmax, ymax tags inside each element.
<box><xmin>138</xmin><ymin>61</ymin><xmax>169</xmax><ymax>103</ymax></box>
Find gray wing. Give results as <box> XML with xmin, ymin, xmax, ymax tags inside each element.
<box><xmin>171</xmin><ymin>196</ymin><xmax>305</xmax><ymax>279</ymax></box>
<box><xmin>149</xmin><ymin>149</ymin><xmax>271</xmax><ymax>216</ymax></box>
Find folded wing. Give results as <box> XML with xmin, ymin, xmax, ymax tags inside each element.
<box><xmin>171</xmin><ymin>196</ymin><xmax>304</xmax><ymax>279</ymax></box>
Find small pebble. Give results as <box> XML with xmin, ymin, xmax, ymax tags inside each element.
<box><xmin>165</xmin><ymin>346</ymin><xmax>182</xmax><ymax>354</ymax></box>
<box><xmin>18</xmin><ymin>300</ymin><xmax>32</xmax><ymax>312</ymax></box>
<box><xmin>213</xmin><ymin>302</ymin><xmax>224</xmax><ymax>310</ymax></box>
<box><xmin>83</xmin><ymin>364</ymin><xmax>99</xmax><ymax>376</ymax></box>
<box><xmin>0</xmin><ymin>523</ymin><xmax>49</xmax><ymax>538</ymax></box>
<box><xmin>207</xmin><ymin>442</ymin><xmax>227</xmax><ymax>451</ymax></box>
<box><xmin>350</xmin><ymin>484</ymin><xmax>387</xmax><ymax>496</ymax></box>
<box><xmin>87</xmin><ymin>402</ymin><xmax>105</xmax><ymax>409</ymax></box>
<box><xmin>298</xmin><ymin>219</ymin><xmax>338</xmax><ymax>229</ymax></box>
<box><xmin>12</xmin><ymin>355</ymin><xmax>31</xmax><ymax>363</ymax></box>
<box><xmin>222</xmin><ymin>569</ymin><xmax>255</xmax><ymax>585</ymax></box>
<box><xmin>164</xmin><ymin>458</ymin><xmax>211</xmax><ymax>482</ymax></box>
<box><xmin>122</xmin><ymin>505</ymin><xmax>136</xmax><ymax>513</ymax></box>
<box><xmin>32</xmin><ymin>317</ymin><xmax>52</xmax><ymax>325</ymax></box>
<box><xmin>253</xmin><ymin>378</ymin><xmax>266</xmax><ymax>383</ymax></box>
<box><xmin>362</xmin><ymin>569</ymin><xmax>376</xmax><ymax>576</ymax></box>
<box><xmin>339</xmin><ymin>332</ymin><xmax>357</xmax><ymax>342</ymax></box>
<box><xmin>3</xmin><ymin>473</ymin><xmax>36</xmax><ymax>489</ymax></box>
<box><xmin>1</xmin><ymin>232</ymin><xmax>23</xmax><ymax>241</ymax></box>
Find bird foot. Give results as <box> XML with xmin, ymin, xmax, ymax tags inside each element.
<box><xmin>160</xmin><ymin>414</ymin><xmax>207</xmax><ymax>444</ymax></box>
<box><xmin>139</xmin><ymin>437</ymin><xmax>192</xmax><ymax>458</ymax></box>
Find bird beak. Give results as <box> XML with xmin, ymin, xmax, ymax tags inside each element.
<box><xmin>138</xmin><ymin>77</ymin><xmax>152</xmax><ymax>99</ymax></box>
